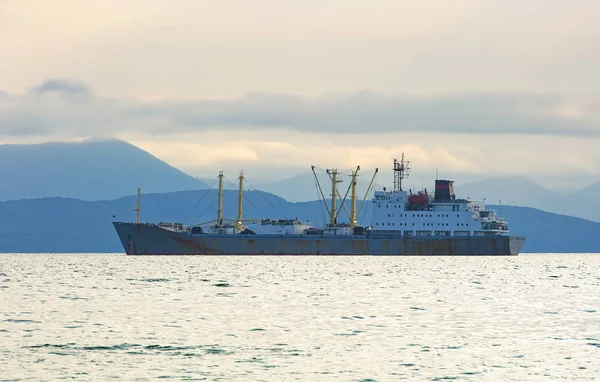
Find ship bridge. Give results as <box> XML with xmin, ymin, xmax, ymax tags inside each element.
<box><xmin>369</xmin><ymin>159</ymin><xmax>510</xmax><ymax>238</ymax></box>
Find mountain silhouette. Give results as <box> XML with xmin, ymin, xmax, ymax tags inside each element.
<box><xmin>1</xmin><ymin>189</ymin><xmax>598</xmax><ymax>253</ymax></box>
<box><xmin>0</xmin><ymin>138</ymin><xmax>207</xmax><ymax>201</ymax></box>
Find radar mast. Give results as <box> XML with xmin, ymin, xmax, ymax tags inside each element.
<box><xmin>393</xmin><ymin>153</ymin><xmax>410</xmax><ymax>192</ymax></box>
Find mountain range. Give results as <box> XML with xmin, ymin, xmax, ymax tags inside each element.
<box><xmin>0</xmin><ymin>137</ymin><xmax>599</xmax><ymax>253</ymax></box>
<box><xmin>0</xmin><ymin>138</ymin><xmax>207</xmax><ymax>201</ymax></box>
<box><xmin>1</xmin><ymin>189</ymin><xmax>599</xmax><ymax>253</ymax></box>
<box><xmin>2</xmin><ymin>138</ymin><xmax>597</xmax><ymax>222</ymax></box>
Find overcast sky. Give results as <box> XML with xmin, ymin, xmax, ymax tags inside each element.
<box><xmin>1</xmin><ymin>0</ymin><xmax>599</xmax><ymax>188</ymax></box>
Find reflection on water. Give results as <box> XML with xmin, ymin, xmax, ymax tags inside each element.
<box><xmin>1</xmin><ymin>253</ymin><xmax>599</xmax><ymax>380</ymax></box>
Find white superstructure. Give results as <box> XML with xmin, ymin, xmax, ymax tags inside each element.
<box><xmin>368</xmin><ymin>155</ymin><xmax>509</xmax><ymax>237</ymax></box>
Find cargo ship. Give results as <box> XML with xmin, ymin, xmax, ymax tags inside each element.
<box><xmin>113</xmin><ymin>155</ymin><xmax>525</xmax><ymax>256</ymax></box>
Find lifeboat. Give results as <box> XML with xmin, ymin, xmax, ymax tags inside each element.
<box><xmin>408</xmin><ymin>191</ymin><xmax>429</xmax><ymax>205</ymax></box>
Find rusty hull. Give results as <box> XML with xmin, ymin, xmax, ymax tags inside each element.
<box><xmin>113</xmin><ymin>222</ymin><xmax>525</xmax><ymax>256</ymax></box>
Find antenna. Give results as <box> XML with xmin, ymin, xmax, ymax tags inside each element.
<box><xmin>393</xmin><ymin>153</ymin><xmax>410</xmax><ymax>192</ymax></box>
<box><xmin>133</xmin><ymin>188</ymin><xmax>141</xmax><ymax>223</ymax></box>
<box><xmin>350</xmin><ymin>167</ymin><xmax>359</xmax><ymax>228</ymax></box>
<box><xmin>217</xmin><ymin>171</ymin><xmax>224</xmax><ymax>226</ymax></box>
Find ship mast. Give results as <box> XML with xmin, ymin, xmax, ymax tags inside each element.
<box><xmin>358</xmin><ymin>168</ymin><xmax>378</xmax><ymax>217</ymax></box>
<box><xmin>236</xmin><ymin>171</ymin><xmax>244</xmax><ymax>231</ymax></box>
<box><xmin>393</xmin><ymin>153</ymin><xmax>410</xmax><ymax>192</ymax></box>
<box><xmin>313</xmin><ymin>165</ymin><xmax>378</xmax><ymax>227</ymax></box>
<box><xmin>327</xmin><ymin>168</ymin><xmax>342</xmax><ymax>226</ymax></box>
<box><xmin>217</xmin><ymin>171</ymin><xmax>224</xmax><ymax>226</ymax></box>
<box><xmin>134</xmin><ymin>188</ymin><xmax>141</xmax><ymax>223</ymax></box>
<box><xmin>350</xmin><ymin>167</ymin><xmax>359</xmax><ymax>228</ymax></box>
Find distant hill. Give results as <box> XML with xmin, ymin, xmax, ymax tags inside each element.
<box><xmin>0</xmin><ymin>138</ymin><xmax>207</xmax><ymax>201</ymax></box>
<box><xmin>458</xmin><ymin>177</ymin><xmax>600</xmax><ymax>222</ymax></box>
<box><xmin>578</xmin><ymin>180</ymin><xmax>600</xmax><ymax>196</ymax></box>
<box><xmin>458</xmin><ymin>176</ymin><xmax>558</xmax><ymax>210</ymax></box>
<box><xmin>568</xmin><ymin>180</ymin><xmax>600</xmax><ymax>222</ymax></box>
<box><xmin>0</xmin><ymin>189</ymin><xmax>599</xmax><ymax>253</ymax></box>
<box><xmin>490</xmin><ymin>205</ymin><xmax>600</xmax><ymax>253</ymax></box>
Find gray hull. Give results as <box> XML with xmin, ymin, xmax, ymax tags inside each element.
<box><xmin>113</xmin><ymin>222</ymin><xmax>525</xmax><ymax>256</ymax></box>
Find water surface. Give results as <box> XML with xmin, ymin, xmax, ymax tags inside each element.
<box><xmin>1</xmin><ymin>253</ymin><xmax>599</xmax><ymax>381</ymax></box>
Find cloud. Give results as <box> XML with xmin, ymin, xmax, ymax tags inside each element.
<box><xmin>30</xmin><ymin>79</ymin><xmax>92</xmax><ymax>96</ymax></box>
<box><xmin>125</xmin><ymin>129</ymin><xmax>600</xmax><ymax>191</ymax></box>
<box><xmin>3</xmin><ymin>1</ymin><xmax>599</xmax><ymax>97</ymax></box>
<box><xmin>1</xmin><ymin>80</ymin><xmax>600</xmax><ymax>140</ymax></box>
<box><xmin>145</xmin><ymin>91</ymin><xmax>600</xmax><ymax>137</ymax></box>
<box><xmin>2</xmin><ymin>79</ymin><xmax>600</xmax><ymax>187</ymax></box>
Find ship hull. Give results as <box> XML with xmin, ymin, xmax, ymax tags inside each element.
<box><xmin>113</xmin><ymin>222</ymin><xmax>525</xmax><ymax>256</ymax></box>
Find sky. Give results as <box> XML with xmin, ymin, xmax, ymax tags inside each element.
<box><xmin>1</xmin><ymin>0</ymin><xmax>600</xmax><ymax>189</ymax></box>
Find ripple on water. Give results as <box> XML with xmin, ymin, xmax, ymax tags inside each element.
<box><xmin>1</xmin><ymin>253</ymin><xmax>599</xmax><ymax>381</ymax></box>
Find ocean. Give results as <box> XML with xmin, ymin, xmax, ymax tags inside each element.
<box><xmin>1</xmin><ymin>253</ymin><xmax>598</xmax><ymax>381</ymax></box>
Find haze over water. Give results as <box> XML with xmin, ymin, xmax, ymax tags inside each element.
<box><xmin>1</xmin><ymin>254</ymin><xmax>599</xmax><ymax>381</ymax></box>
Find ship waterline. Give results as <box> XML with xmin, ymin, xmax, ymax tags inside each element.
<box><xmin>113</xmin><ymin>222</ymin><xmax>525</xmax><ymax>256</ymax></box>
